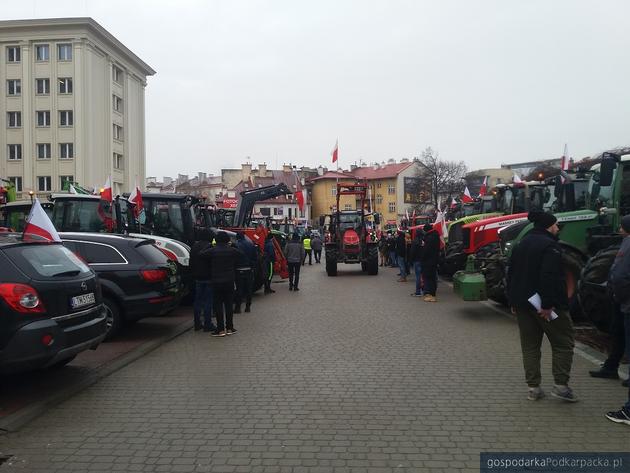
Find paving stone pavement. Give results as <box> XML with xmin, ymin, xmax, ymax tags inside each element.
<box><xmin>0</xmin><ymin>262</ymin><xmax>628</xmax><ymax>472</ymax></box>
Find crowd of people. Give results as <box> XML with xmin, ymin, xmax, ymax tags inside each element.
<box><xmin>378</xmin><ymin>224</ymin><xmax>441</xmax><ymax>302</ymax></box>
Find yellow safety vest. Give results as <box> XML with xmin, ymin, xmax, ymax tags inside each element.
<box><xmin>303</xmin><ymin>238</ymin><xmax>311</xmax><ymax>250</ymax></box>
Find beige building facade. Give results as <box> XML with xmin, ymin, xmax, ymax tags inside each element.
<box><xmin>0</xmin><ymin>17</ymin><xmax>155</xmax><ymax>198</ymax></box>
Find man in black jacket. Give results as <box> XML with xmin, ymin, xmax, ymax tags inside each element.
<box><xmin>201</xmin><ymin>231</ymin><xmax>244</xmax><ymax>337</ymax></box>
<box><xmin>189</xmin><ymin>230</ymin><xmax>216</xmax><ymax>332</ymax></box>
<box><xmin>409</xmin><ymin>230</ymin><xmax>424</xmax><ymax>297</ymax></box>
<box><xmin>507</xmin><ymin>211</ymin><xmax>577</xmax><ymax>402</ymax></box>
<box><xmin>234</xmin><ymin>232</ymin><xmax>257</xmax><ymax>314</ymax></box>
<box><xmin>395</xmin><ymin>231</ymin><xmax>407</xmax><ymax>282</ymax></box>
<box><xmin>421</xmin><ymin>224</ymin><xmax>440</xmax><ymax>302</ymax></box>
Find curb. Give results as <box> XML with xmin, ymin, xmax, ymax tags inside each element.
<box><xmin>0</xmin><ymin>319</ymin><xmax>193</xmax><ymax>433</ymax></box>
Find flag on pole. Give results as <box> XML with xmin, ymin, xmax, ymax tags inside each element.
<box><xmin>295</xmin><ymin>173</ymin><xmax>305</xmax><ymax>212</ymax></box>
<box><xmin>405</xmin><ymin>208</ymin><xmax>410</xmax><ymax>221</ymax></box>
<box><xmin>68</xmin><ymin>184</ymin><xmax>78</xmax><ymax>194</ymax></box>
<box><xmin>331</xmin><ymin>139</ymin><xmax>339</xmax><ymax>164</ymax></box>
<box><xmin>461</xmin><ymin>186</ymin><xmax>474</xmax><ymax>203</ymax></box>
<box><xmin>560</xmin><ymin>144</ymin><xmax>569</xmax><ymax>183</ymax></box>
<box><xmin>513</xmin><ymin>173</ymin><xmax>523</xmax><ymax>184</ymax></box>
<box><xmin>433</xmin><ymin>208</ymin><xmax>448</xmax><ymax>249</ymax></box>
<box><xmin>450</xmin><ymin>197</ymin><xmax>457</xmax><ymax>209</ymax></box>
<box><xmin>478</xmin><ymin>176</ymin><xmax>488</xmax><ymax>197</ymax></box>
<box><xmin>101</xmin><ymin>176</ymin><xmax>113</xmax><ymax>202</ymax></box>
<box><xmin>128</xmin><ymin>179</ymin><xmax>144</xmax><ymax>218</ymax></box>
<box><xmin>23</xmin><ymin>198</ymin><xmax>61</xmax><ymax>242</ymax></box>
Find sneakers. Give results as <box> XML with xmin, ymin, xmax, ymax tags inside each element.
<box><xmin>397</xmin><ymin>277</ymin><xmax>407</xmax><ymax>282</ymax></box>
<box><xmin>423</xmin><ymin>295</ymin><xmax>437</xmax><ymax>302</ymax></box>
<box><xmin>226</xmin><ymin>328</ymin><xmax>237</xmax><ymax>336</ymax></box>
<box><xmin>411</xmin><ymin>293</ymin><xmax>424</xmax><ymax>297</ymax></box>
<box><xmin>551</xmin><ymin>385</ymin><xmax>579</xmax><ymax>402</ymax></box>
<box><xmin>294</xmin><ymin>287</ymin><xmax>300</xmax><ymax>291</ymax></box>
<box><xmin>210</xmin><ymin>330</ymin><xmax>226</xmax><ymax>337</ymax></box>
<box><xmin>527</xmin><ymin>386</ymin><xmax>545</xmax><ymax>401</ymax></box>
<box><xmin>605</xmin><ymin>407</ymin><xmax>630</xmax><ymax>425</ymax></box>
<box><xmin>589</xmin><ymin>365</ymin><xmax>619</xmax><ymax>379</ymax></box>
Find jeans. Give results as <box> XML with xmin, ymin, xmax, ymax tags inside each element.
<box><xmin>313</xmin><ymin>249</ymin><xmax>322</xmax><ymax>263</ymax></box>
<box><xmin>213</xmin><ymin>282</ymin><xmax>235</xmax><ymax>331</ymax></box>
<box><xmin>264</xmin><ymin>257</ymin><xmax>274</xmax><ymax>292</ymax></box>
<box><xmin>194</xmin><ymin>280</ymin><xmax>215</xmax><ymax>330</ymax></box>
<box><xmin>234</xmin><ymin>269</ymin><xmax>253</xmax><ymax>310</ymax></box>
<box><xmin>603</xmin><ymin>305</ymin><xmax>627</xmax><ymax>371</ymax></box>
<box><xmin>422</xmin><ymin>265</ymin><xmax>437</xmax><ymax>296</ymax></box>
<box><xmin>303</xmin><ymin>249</ymin><xmax>312</xmax><ymax>265</ymax></box>
<box><xmin>516</xmin><ymin>307</ymin><xmax>575</xmax><ymax>387</ymax></box>
<box><xmin>413</xmin><ymin>262</ymin><xmax>423</xmax><ymax>295</ymax></box>
<box><xmin>389</xmin><ymin>251</ymin><xmax>397</xmax><ymax>267</ymax></box>
<box><xmin>288</xmin><ymin>262</ymin><xmax>301</xmax><ymax>289</ymax></box>
<box><xmin>397</xmin><ymin>256</ymin><xmax>406</xmax><ymax>278</ymax></box>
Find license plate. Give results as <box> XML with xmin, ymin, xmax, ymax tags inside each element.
<box><xmin>71</xmin><ymin>293</ymin><xmax>95</xmax><ymax>309</ymax></box>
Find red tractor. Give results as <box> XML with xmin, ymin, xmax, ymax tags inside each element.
<box><xmin>323</xmin><ymin>181</ymin><xmax>380</xmax><ymax>276</ymax></box>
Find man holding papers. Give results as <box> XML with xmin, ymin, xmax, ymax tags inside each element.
<box><xmin>507</xmin><ymin>211</ymin><xmax>578</xmax><ymax>402</ymax></box>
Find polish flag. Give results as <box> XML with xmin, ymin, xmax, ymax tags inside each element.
<box><xmin>478</xmin><ymin>176</ymin><xmax>488</xmax><ymax>197</ymax></box>
<box><xmin>295</xmin><ymin>173</ymin><xmax>305</xmax><ymax>212</ymax></box>
<box><xmin>68</xmin><ymin>184</ymin><xmax>78</xmax><ymax>194</ymax></box>
<box><xmin>128</xmin><ymin>179</ymin><xmax>144</xmax><ymax>218</ymax></box>
<box><xmin>433</xmin><ymin>209</ymin><xmax>448</xmax><ymax>249</ymax></box>
<box><xmin>513</xmin><ymin>173</ymin><xmax>523</xmax><ymax>184</ymax></box>
<box><xmin>560</xmin><ymin>144</ymin><xmax>569</xmax><ymax>183</ymax></box>
<box><xmin>101</xmin><ymin>176</ymin><xmax>113</xmax><ymax>202</ymax></box>
<box><xmin>331</xmin><ymin>139</ymin><xmax>339</xmax><ymax>163</ymax></box>
<box><xmin>461</xmin><ymin>186</ymin><xmax>474</xmax><ymax>203</ymax></box>
<box><xmin>23</xmin><ymin>198</ymin><xmax>61</xmax><ymax>242</ymax></box>
<box><xmin>450</xmin><ymin>197</ymin><xmax>457</xmax><ymax>209</ymax></box>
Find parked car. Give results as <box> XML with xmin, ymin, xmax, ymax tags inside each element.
<box><xmin>58</xmin><ymin>233</ymin><xmax>182</xmax><ymax>340</ymax></box>
<box><xmin>0</xmin><ymin>233</ymin><xmax>106</xmax><ymax>374</ymax></box>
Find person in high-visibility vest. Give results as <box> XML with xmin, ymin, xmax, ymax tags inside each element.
<box><xmin>302</xmin><ymin>235</ymin><xmax>312</xmax><ymax>265</ymax></box>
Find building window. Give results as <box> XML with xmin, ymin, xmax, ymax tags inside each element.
<box><xmin>388</xmin><ymin>184</ymin><xmax>396</xmax><ymax>195</ymax></box>
<box><xmin>9</xmin><ymin>176</ymin><xmax>22</xmax><ymax>192</ymax></box>
<box><xmin>7</xmin><ymin>112</ymin><xmax>21</xmax><ymax>128</ymax></box>
<box><xmin>36</xmin><ymin>111</ymin><xmax>51</xmax><ymax>127</ymax></box>
<box><xmin>59</xmin><ymin>110</ymin><xmax>73</xmax><ymax>127</ymax></box>
<box><xmin>6</xmin><ymin>46</ymin><xmax>20</xmax><ymax>63</ymax></box>
<box><xmin>60</xmin><ymin>175</ymin><xmax>74</xmax><ymax>190</ymax></box>
<box><xmin>376</xmin><ymin>194</ymin><xmax>383</xmax><ymax>204</ymax></box>
<box><xmin>112</xmin><ymin>95</ymin><xmax>122</xmax><ymax>112</ymax></box>
<box><xmin>388</xmin><ymin>202</ymin><xmax>396</xmax><ymax>213</ymax></box>
<box><xmin>36</xmin><ymin>78</ymin><xmax>50</xmax><ymax>95</ymax></box>
<box><xmin>377</xmin><ymin>182</ymin><xmax>382</xmax><ymax>188</ymax></box>
<box><xmin>112</xmin><ymin>65</ymin><xmax>123</xmax><ymax>83</ymax></box>
<box><xmin>35</xmin><ymin>44</ymin><xmax>49</xmax><ymax>61</ymax></box>
<box><xmin>38</xmin><ymin>176</ymin><xmax>52</xmax><ymax>192</ymax></box>
<box><xmin>113</xmin><ymin>124</ymin><xmax>123</xmax><ymax>141</ymax></box>
<box><xmin>37</xmin><ymin>143</ymin><xmax>52</xmax><ymax>159</ymax></box>
<box><xmin>58</xmin><ymin>78</ymin><xmax>73</xmax><ymax>94</ymax></box>
<box><xmin>331</xmin><ymin>187</ymin><xmax>337</xmax><ymax>196</ymax></box>
<box><xmin>7</xmin><ymin>79</ymin><xmax>21</xmax><ymax>96</ymax></box>
<box><xmin>59</xmin><ymin>143</ymin><xmax>74</xmax><ymax>159</ymax></box>
<box><xmin>344</xmin><ymin>204</ymin><xmax>352</xmax><ymax>210</ymax></box>
<box><xmin>57</xmin><ymin>43</ymin><xmax>72</xmax><ymax>61</ymax></box>
<box><xmin>113</xmin><ymin>152</ymin><xmax>123</xmax><ymax>169</ymax></box>
<box><xmin>7</xmin><ymin>144</ymin><xmax>22</xmax><ymax>161</ymax></box>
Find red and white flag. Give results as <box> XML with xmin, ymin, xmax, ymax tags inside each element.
<box><xmin>433</xmin><ymin>209</ymin><xmax>448</xmax><ymax>248</ymax></box>
<box><xmin>295</xmin><ymin>173</ymin><xmax>306</xmax><ymax>212</ymax></box>
<box><xmin>513</xmin><ymin>173</ymin><xmax>523</xmax><ymax>184</ymax></box>
<box><xmin>331</xmin><ymin>139</ymin><xmax>338</xmax><ymax>164</ymax></box>
<box><xmin>450</xmin><ymin>197</ymin><xmax>457</xmax><ymax>209</ymax></box>
<box><xmin>128</xmin><ymin>179</ymin><xmax>144</xmax><ymax>218</ymax></box>
<box><xmin>461</xmin><ymin>186</ymin><xmax>474</xmax><ymax>203</ymax></box>
<box><xmin>560</xmin><ymin>144</ymin><xmax>569</xmax><ymax>183</ymax></box>
<box><xmin>101</xmin><ymin>176</ymin><xmax>113</xmax><ymax>202</ymax></box>
<box><xmin>478</xmin><ymin>176</ymin><xmax>488</xmax><ymax>197</ymax></box>
<box><xmin>23</xmin><ymin>198</ymin><xmax>61</xmax><ymax>242</ymax></box>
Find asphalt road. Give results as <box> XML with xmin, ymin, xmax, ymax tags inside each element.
<box><xmin>0</xmin><ymin>261</ymin><xmax>628</xmax><ymax>472</ymax></box>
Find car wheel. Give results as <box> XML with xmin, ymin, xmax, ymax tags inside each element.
<box><xmin>103</xmin><ymin>297</ymin><xmax>123</xmax><ymax>341</ymax></box>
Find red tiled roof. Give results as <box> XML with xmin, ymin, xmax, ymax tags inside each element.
<box><xmin>309</xmin><ymin>162</ymin><xmax>414</xmax><ymax>181</ymax></box>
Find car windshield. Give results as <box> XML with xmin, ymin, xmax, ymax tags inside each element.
<box><xmin>53</xmin><ymin>199</ymin><xmax>114</xmax><ymax>232</ymax></box>
<box><xmin>146</xmin><ymin>201</ymin><xmax>187</xmax><ymax>241</ymax></box>
<box><xmin>7</xmin><ymin>243</ymin><xmax>91</xmax><ymax>278</ymax></box>
<box><xmin>338</xmin><ymin>212</ymin><xmax>361</xmax><ymax>230</ymax></box>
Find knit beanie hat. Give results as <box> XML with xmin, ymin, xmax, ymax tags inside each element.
<box><xmin>528</xmin><ymin>210</ymin><xmax>557</xmax><ymax>229</ymax></box>
<box><xmin>621</xmin><ymin>215</ymin><xmax>630</xmax><ymax>233</ymax></box>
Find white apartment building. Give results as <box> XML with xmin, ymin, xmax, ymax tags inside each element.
<box><xmin>0</xmin><ymin>18</ymin><xmax>155</xmax><ymax>198</ymax></box>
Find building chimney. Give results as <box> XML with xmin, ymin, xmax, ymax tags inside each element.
<box><xmin>283</xmin><ymin>164</ymin><xmax>292</xmax><ymax>173</ymax></box>
<box><xmin>258</xmin><ymin>163</ymin><xmax>267</xmax><ymax>177</ymax></box>
<box><xmin>163</xmin><ymin>176</ymin><xmax>173</xmax><ymax>185</ymax></box>
<box><xmin>197</xmin><ymin>172</ymin><xmax>206</xmax><ymax>183</ymax></box>
<box><xmin>317</xmin><ymin>165</ymin><xmax>324</xmax><ymax>176</ymax></box>
<box><xmin>241</xmin><ymin>163</ymin><xmax>252</xmax><ymax>181</ymax></box>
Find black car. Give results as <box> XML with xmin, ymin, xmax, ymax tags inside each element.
<box><xmin>0</xmin><ymin>233</ymin><xmax>106</xmax><ymax>374</ymax></box>
<box><xmin>58</xmin><ymin>233</ymin><xmax>182</xmax><ymax>340</ymax></box>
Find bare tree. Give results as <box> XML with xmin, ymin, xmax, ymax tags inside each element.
<box><xmin>417</xmin><ymin>147</ymin><xmax>467</xmax><ymax>208</ymax></box>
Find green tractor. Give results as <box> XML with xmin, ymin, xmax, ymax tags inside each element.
<box><xmin>500</xmin><ymin>149</ymin><xmax>629</xmax><ymax>331</ymax></box>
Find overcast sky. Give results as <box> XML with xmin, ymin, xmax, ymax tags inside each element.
<box><xmin>4</xmin><ymin>0</ymin><xmax>630</xmax><ymax>178</ymax></box>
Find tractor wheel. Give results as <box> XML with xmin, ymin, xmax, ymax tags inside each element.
<box><xmin>367</xmin><ymin>245</ymin><xmax>379</xmax><ymax>275</ymax></box>
<box><xmin>474</xmin><ymin>242</ymin><xmax>500</xmax><ymax>271</ymax></box>
<box><xmin>440</xmin><ymin>241</ymin><xmax>464</xmax><ymax>276</ymax></box>
<box><xmin>326</xmin><ymin>249</ymin><xmax>338</xmax><ymax>276</ymax></box>
<box><xmin>481</xmin><ymin>252</ymin><xmax>508</xmax><ymax>305</ymax></box>
<box><xmin>578</xmin><ymin>244</ymin><xmax>619</xmax><ymax>333</ymax></box>
<box><xmin>562</xmin><ymin>248</ymin><xmax>587</xmax><ymax>323</ymax></box>
<box><xmin>253</xmin><ymin>254</ymin><xmax>265</xmax><ymax>292</ymax></box>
